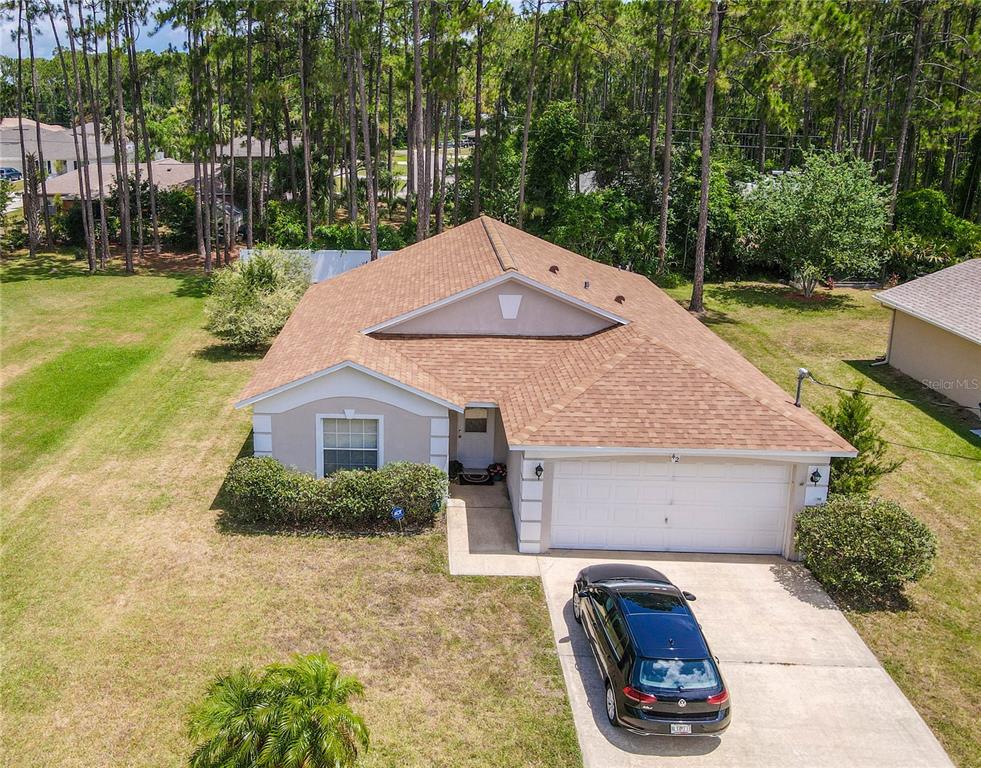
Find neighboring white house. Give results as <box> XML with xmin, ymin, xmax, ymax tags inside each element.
<box><xmin>236</xmin><ymin>217</ymin><xmax>854</xmax><ymax>558</ymax></box>
<box><xmin>239</xmin><ymin>249</ymin><xmax>394</xmax><ymax>283</ymax></box>
<box><xmin>0</xmin><ymin>117</ymin><xmax>131</xmax><ymax>177</ymax></box>
<box><xmin>874</xmin><ymin>259</ymin><xmax>981</xmax><ymax>412</ymax></box>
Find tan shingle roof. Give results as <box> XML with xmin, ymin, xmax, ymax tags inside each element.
<box><xmin>238</xmin><ymin>217</ymin><xmax>853</xmax><ymax>455</ymax></box>
<box><xmin>875</xmin><ymin>259</ymin><xmax>981</xmax><ymax>345</ymax></box>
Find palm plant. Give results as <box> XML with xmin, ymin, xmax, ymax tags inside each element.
<box><xmin>188</xmin><ymin>654</ymin><xmax>369</xmax><ymax>768</ymax></box>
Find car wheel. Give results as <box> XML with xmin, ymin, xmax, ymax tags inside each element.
<box><xmin>605</xmin><ymin>682</ymin><xmax>619</xmax><ymax>727</ymax></box>
<box><xmin>572</xmin><ymin>588</ymin><xmax>583</xmax><ymax>624</ymax></box>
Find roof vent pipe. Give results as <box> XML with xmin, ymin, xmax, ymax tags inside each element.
<box><xmin>584</xmin><ymin>280</ymin><xmax>590</xmax><ymax>289</ymax></box>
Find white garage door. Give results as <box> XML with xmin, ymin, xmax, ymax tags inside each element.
<box><xmin>549</xmin><ymin>459</ymin><xmax>790</xmax><ymax>554</ymax></box>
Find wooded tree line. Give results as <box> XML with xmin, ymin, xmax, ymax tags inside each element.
<box><xmin>3</xmin><ymin>0</ymin><xmax>979</xmax><ymax>308</ymax></box>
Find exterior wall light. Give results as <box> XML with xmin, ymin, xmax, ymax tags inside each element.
<box><xmin>809</xmin><ymin>468</ymin><xmax>823</xmax><ymax>485</ymax></box>
<box><xmin>535</xmin><ymin>463</ymin><xmax>544</xmax><ymax>479</ymax></box>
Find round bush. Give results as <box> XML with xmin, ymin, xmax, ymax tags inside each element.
<box><xmin>795</xmin><ymin>495</ymin><xmax>937</xmax><ymax>599</ymax></box>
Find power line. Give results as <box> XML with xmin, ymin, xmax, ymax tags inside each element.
<box><xmin>805</xmin><ymin>371</ymin><xmax>981</xmax><ymax>418</ymax></box>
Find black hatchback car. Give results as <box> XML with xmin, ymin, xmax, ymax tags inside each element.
<box><xmin>573</xmin><ymin>563</ymin><xmax>731</xmax><ymax>736</ymax></box>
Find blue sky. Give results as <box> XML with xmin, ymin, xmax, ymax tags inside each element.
<box><xmin>0</xmin><ymin>5</ymin><xmax>184</xmax><ymax>59</ymax></box>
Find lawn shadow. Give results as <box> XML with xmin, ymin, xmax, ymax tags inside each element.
<box><xmin>170</xmin><ymin>273</ymin><xmax>211</xmax><ymax>298</ymax></box>
<box><xmin>710</xmin><ymin>282</ymin><xmax>855</xmax><ymax>312</ymax></box>
<box><xmin>210</xmin><ymin>433</ymin><xmax>433</xmax><ymax>540</ymax></box>
<box><xmin>843</xmin><ymin>359</ymin><xmax>981</xmax><ymax>437</ymax></box>
<box><xmin>194</xmin><ymin>343</ymin><xmax>269</xmax><ymax>363</ymax></box>
<box><xmin>1</xmin><ymin>252</ymin><xmax>93</xmax><ymax>281</ymax></box>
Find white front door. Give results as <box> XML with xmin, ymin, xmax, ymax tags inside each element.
<box><xmin>456</xmin><ymin>407</ymin><xmax>496</xmax><ymax>468</ymax></box>
<box><xmin>549</xmin><ymin>459</ymin><xmax>790</xmax><ymax>554</ymax></box>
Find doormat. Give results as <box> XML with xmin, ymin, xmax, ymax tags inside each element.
<box><xmin>458</xmin><ymin>469</ymin><xmax>493</xmax><ymax>485</ymax></box>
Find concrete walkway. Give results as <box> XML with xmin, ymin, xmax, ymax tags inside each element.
<box><xmin>445</xmin><ymin>485</ymin><xmax>954</xmax><ymax>768</ymax></box>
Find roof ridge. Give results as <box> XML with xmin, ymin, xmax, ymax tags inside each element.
<box><xmin>480</xmin><ymin>216</ymin><xmax>518</xmax><ymax>272</ymax></box>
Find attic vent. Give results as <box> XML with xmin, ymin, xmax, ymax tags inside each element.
<box><xmin>584</xmin><ymin>280</ymin><xmax>590</xmax><ymax>289</ymax></box>
<box><xmin>614</xmin><ymin>295</ymin><xmax>625</xmax><ymax>304</ymax></box>
<box><xmin>549</xmin><ymin>265</ymin><xmax>559</xmax><ymax>274</ymax></box>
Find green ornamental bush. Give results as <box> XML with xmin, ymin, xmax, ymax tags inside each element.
<box><xmin>222</xmin><ymin>457</ymin><xmax>447</xmax><ymax>530</ymax></box>
<box><xmin>204</xmin><ymin>250</ymin><xmax>310</xmax><ymax>349</ymax></box>
<box><xmin>795</xmin><ymin>495</ymin><xmax>937</xmax><ymax>599</ymax></box>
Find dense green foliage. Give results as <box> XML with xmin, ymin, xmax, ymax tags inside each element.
<box><xmin>796</xmin><ymin>496</ymin><xmax>937</xmax><ymax>600</ymax></box>
<box><xmin>188</xmin><ymin>653</ymin><xmax>369</xmax><ymax>768</ymax></box>
<box><xmin>204</xmin><ymin>250</ymin><xmax>310</xmax><ymax>349</ymax></box>
<box><xmin>525</xmin><ymin>101</ymin><xmax>586</xmax><ymax>224</ymax></box>
<box><xmin>820</xmin><ymin>387</ymin><xmax>903</xmax><ymax>495</ymax></box>
<box><xmin>740</xmin><ymin>153</ymin><xmax>888</xmax><ymax>293</ymax></box>
<box><xmin>221</xmin><ymin>457</ymin><xmax>447</xmax><ymax>530</ymax></box>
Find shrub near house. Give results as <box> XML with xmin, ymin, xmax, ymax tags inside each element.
<box><xmin>795</xmin><ymin>495</ymin><xmax>937</xmax><ymax>602</ymax></box>
<box><xmin>222</xmin><ymin>457</ymin><xmax>447</xmax><ymax>530</ymax></box>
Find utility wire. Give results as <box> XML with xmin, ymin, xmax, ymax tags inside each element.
<box><xmin>806</xmin><ymin>372</ymin><xmax>981</xmax><ymax>418</ymax></box>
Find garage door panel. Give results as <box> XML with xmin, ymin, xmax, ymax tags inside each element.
<box><xmin>549</xmin><ymin>460</ymin><xmax>790</xmax><ymax>555</ymax></box>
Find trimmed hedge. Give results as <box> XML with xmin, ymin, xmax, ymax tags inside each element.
<box><xmin>222</xmin><ymin>457</ymin><xmax>447</xmax><ymax>530</ymax></box>
<box><xmin>795</xmin><ymin>495</ymin><xmax>937</xmax><ymax>600</ymax></box>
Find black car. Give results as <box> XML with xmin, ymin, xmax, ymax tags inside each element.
<box><xmin>573</xmin><ymin>563</ymin><xmax>731</xmax><ymax>736</ymax></box>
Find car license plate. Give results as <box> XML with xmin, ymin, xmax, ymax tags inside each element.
<box><xmin>670</xmin><ymin>723</ymin><xmax>692</xmax><ymax>735</ymax></box>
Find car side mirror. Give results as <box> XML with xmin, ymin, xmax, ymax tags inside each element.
<box><xmin>577</xmin><ymin>589</ymin><xmax>590</xmax><ymax>599</ymax></box>
<box><xmin>682</xmin><ymin>591</ymin><xmax>696</xmax><ymax>601</ymax></box>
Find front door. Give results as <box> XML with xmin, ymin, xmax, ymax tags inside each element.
<box><xmin>456</xmin><ymin>407</ymin><xmax>496</xmax><ymax>468</ymax></box>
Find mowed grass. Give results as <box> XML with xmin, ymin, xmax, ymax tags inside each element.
<box><xmin>0</xmin><ymin>252</ymin><xmax>579</xmax><ymax>768</ymax></box>
<box><xmin>664</xmin><ymin>281</ymin><xmax>981</xmax><ymax>767</ymax></box>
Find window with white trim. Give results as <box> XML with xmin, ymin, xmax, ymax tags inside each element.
<box><xmin>322</xmin><ymin>418</ymin><xmax>379</xmax><ymax>474</ymax></box>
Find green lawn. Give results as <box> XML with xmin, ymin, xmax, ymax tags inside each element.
<box><xmin>664</xmin><ymin>282</ymin><xmax>981</xmax><ymax>767</ymax></box>
<box><xmin>3</xmin><ymin>254</ymin><xmax>978</xmax><ymax>767</ymax></box>
<box><xmin>0</xmin><ymin>252</ymin><xmax>579</xmax><ymax>768</ymax></box>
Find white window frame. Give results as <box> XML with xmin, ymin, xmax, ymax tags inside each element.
<box><xmin>316</xmin><ymin>412</ymin><xmax>385</xmax><ymax>477</ymax></box>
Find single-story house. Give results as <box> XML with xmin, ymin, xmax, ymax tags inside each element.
<box><xmin>236</xmin><ymin>217</ymin><xmax>855</xmax><ymax>557</ymax></box>
<box><xmin>42</xmin><ymin>158</ymin><xmax>197</xmax><ymax>200</ymax></box>
<box><xmin>874</xmin><ymin>259</ymin><xmax>980</xmax><ymax>412</ymax></box>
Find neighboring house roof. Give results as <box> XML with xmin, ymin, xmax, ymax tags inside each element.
<box><xmin>215</xmin><ymin>135</ymin><xmax>289</xmax><ymax>158</ymax></box>
<box><xmin>0</xmin><ymin>117</ymin><xmax>121</xmax><ymax>164</ymax></box>
<box><xmin>238</xmin><ymin>216</ymin><xmax>853</xmax><ymax>456</ymax></box>
<box><xmin>875</xmin><ymin>259</ymin><xmax>981</xmax><ymax>345</ymax></box>
<box><xmin>42</xmin><ymin>159</ymin><xmax>198</xmax><ymax>198</ymax></box>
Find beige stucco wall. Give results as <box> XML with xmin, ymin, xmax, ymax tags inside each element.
<box><xmin>386</xmin><ymin>281</ymin><xmax>614</xmax><ymax>336</ymax></box>
<box><xmin>270</xmin><ymin>396</ymin><xmax>433</xmax><ymax>475</ymax></box>
<box><xmin>888</xmin><ymin>310</ymin><xmax>981</xmax><ymax>411</ymax></box>
<box><xmin>249</xmin><ymin>365</ymin><xmax>450</xmax><ymax>476</ymax></box>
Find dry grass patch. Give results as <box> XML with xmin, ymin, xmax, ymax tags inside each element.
<box><xmin>1</xmin><ymin>252</ymin><xmax>579</xmax><ymax>768</ymax></box>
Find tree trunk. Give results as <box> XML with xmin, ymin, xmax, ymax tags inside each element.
<box><xmin>648</xmin><ymin>6</ymin><xmax>665</xmax><ymax>164</ymax></box>
<box><xmin>298</xmin><ymin>20</ymin><xmax>314</xmax><ymax>241</ymax></box>
<box><xmin>351</xmin><ymin>0</ymin><xmax>379</xmax><ymax>259</ymax></box>
<box><xmin>831</xmin><ymin>54</ymin><xmax>848</xmax><ymax>153</ymax></box>
<box><xmin>62</xmin><ymin>0</ymin><xmax>97</xmax><ymax>271</ymax></box>
<box><xmin>345</xmin><ymin>28</ymin><xmax>360</xmax><ymax>223</ymax></box>
<box><xmin>517</xmin><ymin>0</ymin><xmax>543</xmax><ymax>228</ymax></box>
<box><xmin>387</xmin><ymin>66</ymin><xmax>394</xmax><ymax>210</ymax></box>
<box><xmin>25</xmin><ymin>5</ymin><xmax>52</xmax><ymax>246</ymax></box>
<box><xmin>657</xmin><ymin>0</ymin><xmax>681</xmax><ymax>272</ymax></box>
<box><xmin>16</xmin><ymin>0</ymin><xmax>38</xmax><ymax>258</ymax></box>
<box><xmin>472</xmin><ymin>12</ymin><xmax>483</xmax><ymax>218</ymax></box>
<box><xmin>689</xmin><ymin>0</ymin><xmax>724</xmax><ymax>315</ymax></box>
<box><xmin>889</xmin><ymin>0</ymin><xmax>926</xmax><ymax>221</ymax></box>
<box><xmin>412</xmin><ymin>0</ymin><xmax>425</xmax><ymax>239</ymax></box>
<box><xmin>245</xmin><ymin>1</ymin><xmax>254</xmax><ymax>247</ymax></box>
<box><xmin>85</xmin><ymin>0</ymin><xmax>110</xmax><ymax>265</ymax></box>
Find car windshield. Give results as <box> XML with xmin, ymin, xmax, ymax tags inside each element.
<box><xmin>636</xmin><ymin>658</ymin><xmax>720</xmax><ymax>692</ymax></box>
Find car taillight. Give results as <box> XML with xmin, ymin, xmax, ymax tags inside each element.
<box><xmin>623</xmin><ymin>686</ymin><xmax>658</xmax><ymax>704</ymax></box>
<box><xmin>706</xmin><ymin>689</ymin><xmax>729</xmax><ymax>705</ymax></box>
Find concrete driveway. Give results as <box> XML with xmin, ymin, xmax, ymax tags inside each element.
<box><xmin>539</xmin><ymin>553</ymin><xmax>953</xmax><ymax>768</ymax></box>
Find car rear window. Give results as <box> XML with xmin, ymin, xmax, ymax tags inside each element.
<box><xmin>619</xmin><ymin>591</ymin><xmax>686</xmax><ymax>615</ymax></box>
<box><xmin>636</xmin><ymin>659</ymin><xmax>720</xmax><ymax>692</ymax></box>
